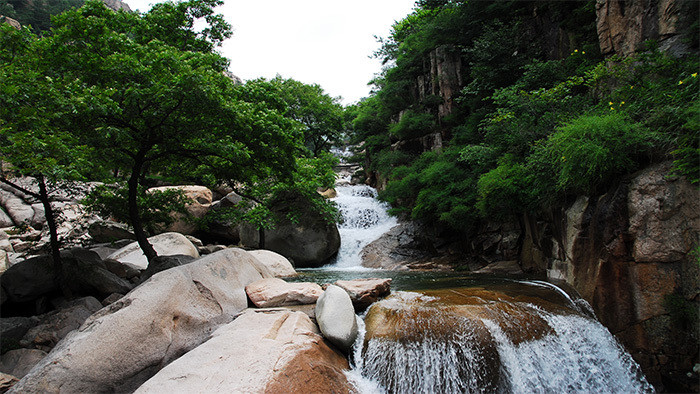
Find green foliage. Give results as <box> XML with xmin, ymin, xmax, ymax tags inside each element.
<box><xmin>84</xmin><ymin>184</ymin><xmax>189</xmax><ymax>235</ymax></box>
<box><xmin>475</xmin><ymin>156</ymin><xmax>528</xmax><ymax>219</ymax></box>
<box><xmin>536</xmin><ymin>114</ymin><xmax>658</xmax><ymax>194</ymax></box>
<box><xmin>239</xmin><ymin>77</ymin><xmax>345</xmax><ymax>157</ymax></box>
<box><xmin>671</xmin><ymin>101</ymin><xmax>700</xmax><ymax>184</ymax></box>
<box><xmin>381</xmin><ymin>147</ymin><xmax>478</xmax><ymax>230</ymax></box>
<box><xmin>388</xmin><ymin>110</ymin><xmax>435</xmax><ymax>139</ymax></box>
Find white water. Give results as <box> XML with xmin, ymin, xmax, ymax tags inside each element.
<box><xmin>328</xmin><ymin>181</ymin><xmax>397</xmax><ymax>270</ymax></box>
<box><xmin>352</xmin><ymin>291</ymin><xmax>654</xmax><ymax>394</ymax></box>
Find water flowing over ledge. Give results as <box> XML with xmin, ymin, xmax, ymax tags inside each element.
<box><xmin>326</xmin><ymin>182</ymin><xmax>397</xmax><ymax>270</ymax></box>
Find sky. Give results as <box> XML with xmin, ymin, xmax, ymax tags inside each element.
<box><xmin>125</xmin><ymin>0</ymin><xmax>417</xmax><ymax>104</ymax></box>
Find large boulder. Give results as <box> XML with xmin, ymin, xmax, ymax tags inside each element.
<box><xmin>88</xmin><ymin>220</ymin><xmax>135</xmax><ymax>243</ymax></box>
<box><xmin>245</xmin><ymin>278</ymin><xmax>322</xmax><ymax>308</ymax></box>
<box><xmin>105</xmin><ymin>232</ymin><xmax>200</xmax><ymax>270</ymax></box>
<box><xmin>9</xmin><ymin>248</ymin><xmax>273</xmax><ymax>393</ymax></box>
<box><xmin>135</xmin><ymin>310</ymin><xmax>352</xmax><ymax>393</ymax></box>
<box><xmin>315</xmin><ymin>285</ymin><xmax>358</xmax><ymax>353</ymax></box>
<box><xmin>255</xmin><ymin>193</ymin><xmax>340</xmax><ymax>268</ymax></box>
<box><xmin>334</xmin><ymin>278</ymin><xmax>392</xmax><ymax>311</ymax></box>
<box><xmin>0</xmin><ymin>190</ymin><xmax>35</xmax><ymax>228</ymax></box>
<box><xmin>148</xmin><ymin>186</ymin><xmax>213</xmax><ymax>235</ymax></box>
<box><xmin>247</xmin><ymin>249</ymin><xmax>296</xmax><ymax>277</ymax></box>
<box><xmin>0</xmin><ymin>249</ymin><xmax>133</xmax><ymax>307</ymax></box>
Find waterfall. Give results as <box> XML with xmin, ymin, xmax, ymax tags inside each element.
<box><xmin>351</xmin><ymin>288</ymin><xmax>654</xmax><ymax>394</ymax></box>
<box><xmin>328</xmin><ymin>181</ymin><xmax>397</xmax><ymax>269</ymax></box>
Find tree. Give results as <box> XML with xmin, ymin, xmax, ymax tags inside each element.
<box><xmin>0</xmin><ymin>23</ymin><xmax>95</xmax><ymax>296</ymax></box>
<box><xmin>240</xmin><ymin>77</ymin><xmax>345</xmax><ymax>157</ymax></box>
<box><xmin>40</xmin><ymin>0</ymin><xmax>305</xmax><ymax>265</ymax></box>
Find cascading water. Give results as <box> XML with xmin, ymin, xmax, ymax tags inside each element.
<box><xmin>323</xmin><ymin>148</ymin><xmax>651</xmax><ymax>393</ymax></box>
<box><xmin>349</xmin><ymin>287</ymin><xmax>654</xmax><ymax>394</ymax></box>
<box><xmin>328</xmin><ymin>180</ymin><xmax>397</xmax><ymax>270</ymax></box>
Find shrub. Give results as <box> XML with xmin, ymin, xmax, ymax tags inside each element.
<box><xmin>537</xmin><ymin>113</ymin><xmax>658</xmax><ymax>194</ymax></box>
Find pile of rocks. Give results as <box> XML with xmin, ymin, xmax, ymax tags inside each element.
<box><xmin>1</xmin><ymin>242</ymin><xmax>392</xmax><ymax>393</ymax></box>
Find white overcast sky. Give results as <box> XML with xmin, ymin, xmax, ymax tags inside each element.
<box><xmin>125</xmin><ymin>0</ymin><xmax>417</xmax><ymax>104</ymax></box>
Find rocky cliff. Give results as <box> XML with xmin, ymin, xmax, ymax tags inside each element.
<box><xmin>596</xmin><ymin>0</ymin><xmax>694</xmax><ymax>57</ymax></box>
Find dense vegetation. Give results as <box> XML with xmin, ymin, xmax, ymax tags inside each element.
<box><xmin>0</xmin><ymin>0</ymin><xmax>342</xmax><ymax>275</ymax></box>
<box><xmin>350</xmin><ymin>0</ymin><xmax>699</xmax><ymax>234</ymax></box>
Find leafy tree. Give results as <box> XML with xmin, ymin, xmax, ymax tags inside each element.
<box><xmin>0</xmin><ymin>23</ymin><xmax>94</xmax><ymax>296</ymax></box>
<box><xmin>239</xmin><ymin>77</ymin><xmax>345</xmax><ymax>156</ymax></box>
<box><xmin>40</xmin><ymin>0</ymin><xmax>307</xmax><ymax>265</ymax></box>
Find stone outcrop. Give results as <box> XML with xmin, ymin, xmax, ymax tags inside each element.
<box><xmin>245</xmin><ymin>278</ymin><xmax>323</xmax><ymax>308</ymax></box>
<box><xmin>9</xmin><ymin>248</ymin><xmax>272</xmax><ymax>393</ymax></box>
<box><xmin>247</xmin><ymin>249</ymin><xmax>297</xmax><ymax>277</ymax></box>
<box><xmin>105</xmin><ymin>232</ymin><xmax>200</xmax><ymax>270</ymax></box>
<box><xmin>510</xmin><ymin>162</ymin><xmax>698</xmax><ymax>392</ymax></box>
<box><xmin>250</xmin><ymin>193</ymin><xmax>340</xmax><ymax>268</ymax></box>
<box><xmin>333</xmin><ymin>278</ymin><xmax>392</xmax><ymax>311</ymax></box>
<box><xmin>135</xmin><ymin>309</ymin><xmax>352</xmax><ymax>393</ymax></box>
<box><xmin>315</xmin><ymin>285</ymin><xmax>358</xmax><ymax>353</ymax></box>
<box><xmin>596</xmin><ymin>0</ymin><xmax>692</xmax><ymax>57</ymax></box>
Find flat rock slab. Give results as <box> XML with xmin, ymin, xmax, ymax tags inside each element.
<box><xmin>246</xmin><ymin>278</ymin><xmax>322</xmax><ymax>308</ymax></box>
<box><xmin>135</xmin><ymin>309</ymin><xmax>351</xmax><ymax>393</ymax></box>
<box><xmin>334</xmin><ymin>278</ymin><xmax>392</xmax><ymax>311</ymax></box>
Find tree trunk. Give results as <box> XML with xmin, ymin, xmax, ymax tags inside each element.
<box><xmin>37</xmin><ymin>175</ymin><xmax>72</xmax><ymax>298</ymax></box>
<box><xmin>128</xmin><ymin>153</ymin><xmax>158</xmax><ymax>266</ymax></box>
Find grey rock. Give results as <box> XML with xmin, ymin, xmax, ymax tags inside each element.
<box><xmin>9</xmin><ymin>248</ymin><xmax>272</xmax><ymax>393</ymax></box>
<box><xmin>20</xmin><ymin>297</ymin><xmax>103</xmax><ymax>351</ymax></box>
<box><xmin>0</xmin><ymin>349</ymin><xmax>47</xmax><ymax>379</ymax></box>
<box><xmin>315</xmin><ymin>285</ymin><xmax>358</xmax><ymax>353</ymax></box>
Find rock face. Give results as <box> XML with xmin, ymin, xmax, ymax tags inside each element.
<box><xmin>334</xmin><ymin>278</ymin><xmax>392</xmax><ymax>311</ymax></box>
<box><xmin>245</xmin><ymin>278</ymin><xmax>323</xmax><ymax>308</ymax></box>
<box><xmin>9</xmin><ymin>248</ymin><xmax>272</xmax><ymax>393</ymax></box>
<box><xmin>247</xmin><ymin>249</ymin><xmax>297</xmax><ymax>277</ymax></box>
<box><xmin>507</xmin><ymin>161</ymin><xmax>699</xmax><ymax>392</ymax></box>
<box><xmin>105</xmin><ymin>232</ymin><xmax>200</xmax><ymax>270</ymax></box>
<box><xmin>260</xmin><ymin>194</ymin><xmax>340</xmax><ymax>268</ymax></box>
<box><xmin>315</xmin><ymin>285</ymin><xmax>358</xmax><ymax>353</ymax></box>
<box><xmin>596</xmin><ymin>0</ymin><xmax>692</xmax><ymax>57</ymax></box>
<box><xmin>135</xmin><ymin>309</ymin><xmax>351</xmax><ymax>393</ymax></box>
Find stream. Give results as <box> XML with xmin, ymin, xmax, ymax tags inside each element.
<box><xmin>293</xmin><ymin>180</ymin><xmax>653</xmax><ymax>393</ymax></box>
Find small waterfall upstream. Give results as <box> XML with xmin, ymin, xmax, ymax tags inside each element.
<box><xmin>317</xmin><ymin>153</ymin><xmax>652</xmax><ymax>393</ymax></box>
<box><xmin>328</xmin><ymin>180</ymin><xmax>396</xmax><ymax>270</ymax></box>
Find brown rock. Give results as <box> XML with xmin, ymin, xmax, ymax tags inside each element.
<box><xmin>0</xmin><ymin>373</ymin><xmax>18</xmax><ymax>393</ymax></box>
<box><xmin>135</xmin><ymin>310</ymin><xmax>351</xmax><ymax>393</ymax></box>
<box><xmin>334</xmin><ymin>278</ymin><xmax>391</xmax><ymax>311</ymax></box>
<box><xmin>246</xmin><ymin>278</ymin><xmax>323</xmax><ymax>308</ymax></box>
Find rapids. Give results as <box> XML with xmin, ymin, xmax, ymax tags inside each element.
<box><xmin>304</xmin><ymin>166</ymin><xmax>653</xmax><ymax>393</ymax></box>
